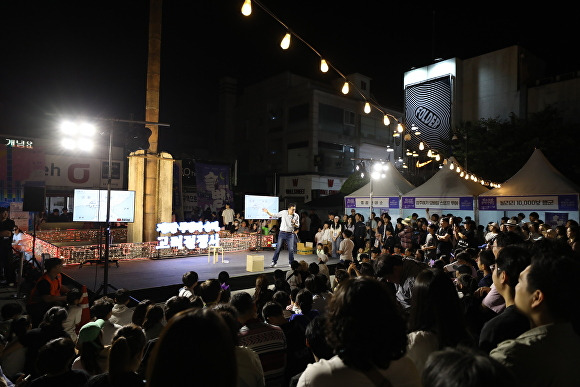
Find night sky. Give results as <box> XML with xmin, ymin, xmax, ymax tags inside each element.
<box><xmin>1</xmin><ymin>1</ymin><xmax>578</xmax><ymax>155</ymax></box>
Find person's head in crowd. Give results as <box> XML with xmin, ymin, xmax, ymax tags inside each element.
<box><xmin>261</xmin><ymin>301</ymin><xmax>286</xmax><ymax>325</ymax></box>
<box><xmin>8</xmin><ymin>315</ymin><xmax>31</xmax><ymax>342</ymax></box>
<box><xmin>36</xmin><ymin>337</ymin><xmax>78</xmax><ymax>378</ymax></box>
<box><xmin>273</xmin><ymin>269</ymin><xmax>285</xmax><ymax>281</ymax></box>
<box><xmin>333</xmin><ymin>269</ymin><xmax>350</xmax><ymax>290</ymax></box>
<box><xmin>315</xmin><ymin>273</ymin><xmax>329</xmax><ymax>292</ymax></box>
<box><xmin>375</xmin><ymin>254</ymin><xmax>403</xmax><ymax>284</ymax></box>
<box><xmin>415</xmin><ymin>249</ymin><xmax>425</xmax><ymax>262</ymax></box>
<box><xmin>90</xmin><ymin>297</ymin><xmax>115</xmax><ymax>321</ymax></box>
<box><xmin>455</xmin><ymin>264</ymin><xmax>473</xmax><ymax>277</ymax></box>
<box><xmin>131</xmin><ymin>299</ymin><xmax>153</xmax><ymax>327</ymax></box>
<box><xmin>529</xmin><ymin>212</ymin><xmax>539</xmax><ymax>223</ymax></box>
<box><xmin>515</xmin><ymin>253</ymin><xmax>580</xmax><ymax>326</ymax></box>
<box><xmin>108</xmin><ymin>324</ymin><xmax>147</xmax><ymax>383</ymax></box>
<box><xmin>40</xmin><ymin>306</ymin><xmax>68</xmax><ymax>330</ymax></box>
<box><xmin>290</xmin><ymin>287</ymin><xmax>300</xmax><ymax>305</ymax></box>
<box><xmin>290</xmin><ymin>260</ymin><xmax>301</xmax><ymax>272</ymax></box>
<box><xmin>359</xmin><ymin>262</ymin><xmax>375</xmax><ymax>277</ymax></box>
<box><xmin>477</xmin><ymin>249</ymin><xmax>495</xmax><ymax>273</ymax></box>
<box><xmin>44</xmin><ymin>257</ymin><xmax>64</xmax><ymax>276</ymax></box>
<box><xmin>272</xmin><ymin>290</ymin><xmax>291</xmax><ymax>309</ymax></box>
<box><xmin>456</xmin><ymin>274</ymin><xmax>478</xmax><ymax>296</ymax></box>
<box><xmin>305</xmin><ymin>316</ymin><xmax>333</xmax><ymax>361</ymax></box>
<box><xmin>164</xmin><ymin>296</ymin><xmax>193</xmax><ymax>322</ymax></box>
<box><xmin>490</xmin><ymin>231</ymin><xmax>525</xmax><ymax>257</ymax></box>
<box><xmin>308</xmin><ymin>262</ymin><xmax>320</xmax><ymax>276</ymax></box>
<box><xmin>230</xmin><ymin>291</ymin><xmax>256</xmax><ymax>323</ymax></box>
<box><xmin>190</xmin><ymin>295</ymin><xmax>204</xmax><ymax>308</ymax></box>
<box><xmin>65</xmin><ymin>288</ymin><xmax>82</xmax><ymax>308</ymax></box>
<box><xmin>182</xmin><ymin>270</ymin><xmax>199</xmax><ymax>290</ymax></box>
<box><xmin>212</xmin><ymin>303</ymin><xmax>242</xmax><ymax>347</ymax></box>
<box><xmin>494</xmin><ymin>245</ymin><xmax>531</xmax><ymax>299</ymax></box>
<box><xmin>199</xmin><ymin>279</ymin><xmax>222</xmax><ymax>306</ymax></box>
<box><xmin>326</xmin><ymin>277</ymin><xmax>407</xmax><ymax>371</ymax></box>
<box><xmin>76</xmin><ymin>319</ymin><xmax>106</xmax><ymax>374</ymax></box>
<box><xmin>296</xmin><ymin>289</ymin><xmax>314</xmax><ymax>314</ymax></box>
<box><xmin>114</xmin><ymin>288</ymin><xmax>131</xmax><ymax>306</ymax></box>
<box><xmin>370</xmin><ymin>248</ymin><xmax>381</xmax><ymax>259</ymax></box>
<box><xmin>147</xmin><ymin>308</ymin><xmax>236</xmax><ymax>387</ymax></box>
<box><xmin>408</xmin><ymin>269</ymin><xmax>470</xmax><ymax>348</ymax></box>
<box><xmin>142</xmin><ymin>304</ymin><xmax>165</xmax><ymax>332</ymax></box>
<box><xmin>438</xmin><ymin>254</ymin><xmax>451</xmax><ymax>265</ymax></box>
<box><xmin>423</xmin><ymin>346</ymin><xmax>515</xmax><ymax>387</ymax></box>
<box><xmin>304</xmin><ymin>275</ymin><xmax>318</xmax><ymax>295</ymax></box>
<box><xmin>393</xmin><ymin>244</ymin><xmax>402</xmax><ymax>255</ymax></box>
<box><xmin>342</xmin><ymin>229</ymin><xmax>353</xmax><ymax>239</ymax></box>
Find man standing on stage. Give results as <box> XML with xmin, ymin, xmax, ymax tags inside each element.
<box><xmin>0</xmin><ymin>208</ymin><xmax>16</xmax><ymax>286</ymax></box>
<box><xmin>222</xmin><ymin>203</ymin><xmax>235</xmax><ymax>232</ymax></box>
<box><xmin>263</xmin><ymin>203</ymin><xmax>300</xmax><ymax>267</ymax></box>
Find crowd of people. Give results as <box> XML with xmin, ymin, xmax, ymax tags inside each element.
<box><xmin>0</xmin><ymin>209</ymin><xmax>579</xmax><ymax>386</ymax></box>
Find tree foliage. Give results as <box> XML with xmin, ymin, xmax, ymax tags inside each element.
<box><xmin>447</xmin><ymin>106</ymin><xmax>580</xmax><ymax>185</ymax></box>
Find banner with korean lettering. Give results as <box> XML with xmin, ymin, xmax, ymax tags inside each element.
<box><xmin>195</xmin><ymin>162</ymin><xmax>233</xmax><ymax>212</ymax></box>
<box><xmin>345</xmin><ymin>197</ymin><xmax>399</xmax><ymax>209</ymax></box>
<box><xmin>402</xmin><ymin>196</ymin><xmax>474</xmax><ymax>210</ymax></box>
<box><xmin>478</xmin><ymin>195</ymin><xmax>578</xmax><ymax>211</ymax></box>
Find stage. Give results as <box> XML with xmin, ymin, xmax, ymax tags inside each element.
<box><xmin>61</xmin><ymin>249</ymin><xmax>332</xmax><ymax>303</ymax></box>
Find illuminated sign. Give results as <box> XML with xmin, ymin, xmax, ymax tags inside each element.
<box><xmin>5</xmin><ymin>138</ymin><xmax>34</xmax><ymax>149</ymax></box>
<box><xmin>156</xmin><ymin>221</ymin><xmax>221</xmax><ymax>250</ymax></box>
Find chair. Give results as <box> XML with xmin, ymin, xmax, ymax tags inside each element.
<box><xmin>207</xmin><ymin>245</ymin><xmax>225</xmax><ymax>264</ymax></box>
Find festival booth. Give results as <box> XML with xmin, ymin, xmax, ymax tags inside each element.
<box><xmin>478</xmin><ymin>149</ymin><xmax>580</xmax><ymax>227</ymax></box>
<box><xmin>401</xmin><ymin>157</ymin><xmax>489</xmax><ymax>224</ymax></box>
<box><xmin>344</xmin><ymin>162</ymin><xmax>415</xmax><ymax>220</ymax></box>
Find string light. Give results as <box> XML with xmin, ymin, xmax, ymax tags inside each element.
<box><xmin>364</xmin><ymin>102</ymin><xmax>371</xmax><ymax>114</ymax></box>
<box><xmin>241</xmin><ymin>0</ymin><xmax>252</xmax><ymax>16</ymax></box>
<box><xmin>239</xmin><ymin>1</ymin><xmax>503</xmax><ymax>186</ymax></box>
<box><xmin>280</xmin><ymin>32</ymin><xmax>291</xmax><ymax>49</ymax></box>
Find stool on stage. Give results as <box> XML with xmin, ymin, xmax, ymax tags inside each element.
<box><xmin>207</xmin><ymin>245</ymin><xmax>225</xmax><ymax>264</ymax></box>
<box><xmin>246</xmin><ymin>255</ymin><xmax>264</xmax><ymax>272</ymax></box>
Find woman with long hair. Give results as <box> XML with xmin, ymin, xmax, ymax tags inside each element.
<box><xmin>252</xmin><ymin>274</ymin><xmax>273</xmax><ymax>320</ymax></box>
<box><xmin>298</xmin><ymin>277</ymin><xmax>420</xmax><ymax>386</ymax></box>
<box><xmin>406</xmin><ymin>269</ymin><xmax>473</xmax><ymax>372</ymax></box>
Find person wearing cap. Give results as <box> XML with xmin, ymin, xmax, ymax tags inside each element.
<box><xmin>72</xmin><ymin>319</ymin><xmax>109</xmax><ymax>376</ymax></box>
<box><xmin>486</xmin><ymin>222</ymin><xmax>500</xmax><ymax>242</ymax></box>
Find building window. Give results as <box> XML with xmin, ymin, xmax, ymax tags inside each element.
<box><xmin>344</xmin><ymin>110</ymin><xmax>355</xmax><ymax>125</ymax></box>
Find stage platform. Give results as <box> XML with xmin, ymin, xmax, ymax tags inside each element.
<box><xmin>60</xmin><ymin>250</ymin><xmax>336</xmax><ymax>304</ymax></box>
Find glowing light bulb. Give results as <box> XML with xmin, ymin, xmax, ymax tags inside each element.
<box><xmin>427</xmin><ymin>150</ymin><xmax>433</xmax><ymax>157</ymax></box>
<box><xmin>341</xmin><ymin>81</ymin><xmax>349</xmax><ymax>94</ymax></box>
<box><xmin>241</xmin><ymin>0</ymin><xmax>252</xmax><ymax>16</ymax></box>
<box><xmin>383</xmin><ymin>115</ymin><xmax>390</xmax><ymax>126</ymax></box>
<box><xmin>397</xmin><ymin>123</ymin><xmax>404</xmax><ymax>133</ymax></box>
<box><xmin>449</xmin><ymin>162</ymin><xmax>454</xmax><ymax>170</ymax></box>
<box><xmin>280</xmin><ymin>33</ymin><xmax>291</xmax><ymax>50</ymax></box>
<box><xmin>419</xmin><ymin>142</ymin><xmax>424</xmax><ymax>150</ymax></box>
<box><xmin>456</xmin><ymin>167</ymin><xmax>461</xmax><ymax>173</ymax></box>
<box><xmin>435</xmin><ymin>154</ymin><xmax>441</xmax><ymax>161</ymax></box>
<box><xmin>320</xmin><ymin>59</ymin><xmax>329</xmax><ymax>73</ymax></box>
<box><xmin>460</xmin><ymin>171</ymin><xmax>465</xmax><ymax>177</ymax></box>
<box><xmin>364</xmin><ymin>102</ymin><xmax>371</xmax><ymax>114</ymax></box>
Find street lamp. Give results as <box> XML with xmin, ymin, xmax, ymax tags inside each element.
<box><xmin>59</xmin><ymin>120</ymin><xmax>114</xmax><ymax>296</ymax></box>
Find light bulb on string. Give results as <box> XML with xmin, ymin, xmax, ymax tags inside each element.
<box><xmin>419</xmin><ymin>142</ymin><xmax>424</xmax><ymax>150</ymax></box>
<box><xmin>364</xmin><ymin>102</ymin><xmax>371</xmax><ymax>114</ymax></box>
<box><xmin>427</xmin><ymin>149</ymin><xmax>433</xmax><ymax>157</ymax></box>
<box><xmin>397</xmin><ymin>123</ymin><xmax>404</xmax><ymax>133</ymax></box>
<box><xmin>320</xmin><ymin>59</ymin><xmax>329</xmax><ymax>73</ymax></box>
<box><xmin>280</xmin><ymin>33</ymin><xmax>291</xmax><ymax>49</ymax></box>
<box><xmin>435</xmin><ymin>154</ymin><xmax>441</xmax><ymax>161</ymax></box>
<box><xmin>241</xmin><ymin>0</ymin><xmax>252</xmax><ymax>16</ymax></box>
<box><xmin>449</xmin><ymin>162</ymin><xmax>455</xmax><ymax>170</ymax></box>
<box><xmin>341</xmin><ymin>81</ymin><xmax>349</xmax><ymax>94</ymax></box>
<box><xmin>383</xmin><ymin>115</ymin><xmax>390</xmax><ymax>126</ymax></box>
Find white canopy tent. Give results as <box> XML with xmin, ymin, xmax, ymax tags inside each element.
<box><xmin>478</xmin><ymin>149</ymin><xmax>580</xmax><ymax>227</ymax></box>
<box><xmin>401</xmin><ymin>157</ymin><xmax>489</xmax><ymax>223</ymax></box>
<box><xmin>344</xmin><ymin>161</ymin><xmax>415</xmax><ymax>220</ymax></box>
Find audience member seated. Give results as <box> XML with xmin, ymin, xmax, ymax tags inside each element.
<box><xmin>262</xmin><ymin>301</ymin><xmax>313</xmax><ymax>387</ymax></box>
<box><xmin>289</xmin><ymin>289</ymin><xmax>320</xmax><ymax>332</ymax></box>
<box><xmin>231</xmin><ymin>292</ymin><xmax>286</xmax><ymax>387</ymax></box>
<box><xmin>422</xmin><ymin>346</ymin><xmax>515</xmax><ymax>387</ymax></box>
<box><xmin>20</xmin><ymin>306</ymin><xmax>70</xmax><ymax>378</ymax></box>
<box><xmin>130</xmin><ymin>300</ymin><xmax>152</xmax><ymax>327</ymax></box>
<box><xmin>288</xmin><ymin>316</ymin><xmax>334</xmax><ymax>387</ymax></box>
<box><xmin>375</xmin><ymin>255</ymin><xmax>426</xmax><ymax>311</ymax></box>
<box><xmin>177</xmin><ymin>271</ymin><xmax>198</xmax><ymax>300</ymax></box>
<box><xmin>85</xmin><ymin>324</ymin><xmax>147</xmax><ymax>387</ymax></box>
<box><xmin>62</xmin><ymin>288</ymin><xmax>82</xmax><ymax>343</ymax></box>
<box><xmin>218</xmin><ymin>271</ymin><xmax>232</xmax><ymax>303</ymax></box>
<box><xmin>252</xmin><ymin>275</ymin><xmax>274</xmax><ymax>319</ymax></box>
<box><xmin>479</xmin><ymin>245</ymin><xmax>531</xmax><ymax>353</ymax></box>
<box><xmin>0</xmin><ymin>315</ymin><xmax>31</xmax><ymax>381</ymax></box>
<box><xmin>286</xmin><ymin>261</ymin><xmax>303</xmax><ymax>291</ymax></box>
<box><xmin>142</xmin><ymin>304</ymin><xmax>165</xmax><ymax>341</ymax></box>
<box><xmin>146</xmin><ymin>308</ymin><xmax>236</xmax><ymax>387</ymax></box>
<box><xmin>490</xmin><ymin>254</ymin><xmax>580</xmax><ymax>386</ymax></box>
<box><xmin>28</xmin><ymin>337</ymin><xmax>89</xmax><ymax>387</ymax></box>
<box><xmin>72</xmin><ymin>319</ymin><xmax>109</xmax><ymax>376</ymax></box>
<box><xmin>109</xmin><ymin>288</ymin><xmax>134</xmax><ymax>326</ymax></box>
<box><xmin>199</xmin><ymin>279</ymin><xmax>223</xmax><ymax>308</ymax></box>
<box><xmin>406</xmin><ymin>269</ymin><xmax>474</xmax><ymax>373</ymax></box>
<box><xmin>90</xmin><ymin>297</ymin><xmax>122</xmax><ymax>346</ymax></box>
<box><xmin>297</xmin><ymin>277</ymin><xmax>421</xmax><ymax>387</ymax></box>
<box><xmin>26</xmin><ymin>258</ymin><xmax>70</xmax><ymax>328</ymax></box>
